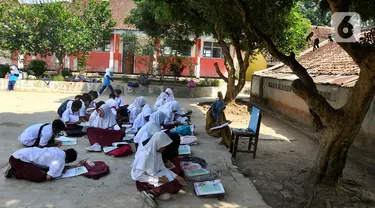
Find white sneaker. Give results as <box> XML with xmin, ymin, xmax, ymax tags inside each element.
<box><xmin>141</xmin><ymin>191</ymin><xmax>157</xmax><ymax>208</ymax></box>
<box><xmin>85</xmin><ymin>143</ymin><xmax>102</xmax><ymax>152</ymax></box>
<box><xmin>158</xmin><ymin>193</ymin><xmax>171</xmax><ymax>201</ymax></box>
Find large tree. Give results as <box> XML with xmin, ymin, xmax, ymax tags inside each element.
<box><xmin>0</xmin><ymin>0</ymin><xmax>115</xmax><ymax>69</ymax></box>
<box><xmin>126</xmin><ymin>0</ymin><xmax>310</xmax><ymax>103</ymax></box>
<box><xmin>141</xmin><ymin>0</ymin><xmax>375</xmax><ymax>189</ymax></box>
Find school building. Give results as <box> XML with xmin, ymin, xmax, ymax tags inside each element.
<box><xmin>11</xmin><ymin>0</ymin><xmax>267</xmax><ymax>79</ymax></box>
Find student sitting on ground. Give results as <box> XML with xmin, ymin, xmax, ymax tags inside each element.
<box><xmin>59</xmin><ymin>93</ymin><xmax>91</xmax><ymax>119</ymax></box>
<box><xmin>154</xmin><ymin>92</ymin><xmax>167</xmax><ymax>111</ymax></box>
<box><xmin>62</xmin><ymin>100</ymin><xmax>83</xmax><ymax>124</ymax></box>
<box><xmin>105</xmin><ymin>94</ymin><xmax>118</xmax><ymax>115</ymax></box>
<box><xmin>85</xmin><ymin>103</ymin><xmax>119</xmax><ymax>152</ymax></box>
<box><xmin>74</xmin><ymin>95</ymin><xmax>83</xmax><ymax>101</ymax></box>
<box><xmin>165</xmin><ymin>88</ymin><xmax>175</xmax><ymax>103</ymax></box>
<box><xmin>18</xmin><ymin>119</ymin><xmax>66</xmax><ymax>147</ymax></box>
<box><xmin>115</xmin><ymin>89</ymin><xmax>124</xmax><ymax>107</ymax></box>
<box><xmin>132</xmin><ymin>105</ymin><xmax>153</xmax><ymax>131</ymax></box>
<box><xmin>4</xmin><ymin>147</ymin><xmax>78</xmax><ymax>182</ymax></box>
<box><xmin>131</xmin><ymin>128</ymin><xmax>185</xmax><ymax>207</ymax></box>
<box><xmin>88</xmin><ymin>90</ymin><xmax>99</xmax><ymax>108</ymax></box>
<box><xmin>128</xmin><ymin>96</ymin><xmax>147</xmax><ymax>124</ymax></box>
<box><xmin>157</xmin><ymin>101</ymin><xmax>183</xmax><ymax>125</ymax></box>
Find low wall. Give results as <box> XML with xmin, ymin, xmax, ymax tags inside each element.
<box><xmin>0</xmin><ymin>79</ymin><xmax>228</xmax><ymax>98</ymax></box>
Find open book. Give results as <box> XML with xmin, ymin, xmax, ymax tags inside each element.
<box><xmin>55</xmin><ymin>136</ymin><xmax>77</xmax><ymax>146</ymax></box>
<box><xmin>180</xmin><ymin>136</ymin><xmax>198</xmax><ymax>145</ymax></box>
<box><xmin>58</xmin><ymin>166</ymin><xmax>88</xmax><ymax>179</ymax></box>
<box><xmin>77</xmin><ymin>122</ymin><xmax>89</xmax><ymax>127</ymax></box>
<box><xmin>194</xmin><ymin>179</ymin><xmax>225</xmax><ymax>196</ymax></box>
<box><xmin>210</xmin><ymin>122</ymin><xmax>230</xmax><ymax>131</ymax></box>
<box><xmin>103</xmin><ymin>142</ymin><xmax>129</xmax><ymax>153</ymax></box>
<box><xmin>178</xmin><ymin>145</ymin><xmax>191</xmax><ymax>155</ymax></box>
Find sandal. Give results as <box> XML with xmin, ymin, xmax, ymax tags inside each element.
<box><xmin>141</xmin><ymin>191</ymin><xmax>157</xmax><ymax>208</ymax></box>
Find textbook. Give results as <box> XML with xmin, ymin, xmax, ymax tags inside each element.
<box><xmin>184</xmin><ymin>168</ymin><xmax>210</xmax><ymax>177</ymax></box>
<box><xmin>194</xmin><ymin>179</ymin><xmax>225</xmax><ymax>196</ymax></box>
<box><xmin>210</xmin><ymin>122</ymin><xmax>230</xmax><ymax>131</ymax></box>
<box><xmin>180</xmin><ymin>136</ymin><xmax>198</xmax><ymax>145</ymax></box>
<box><xmin>59</xmin><ymin>166</ymin><xmax>88</xmax><ymax>179</ymax></box>
<box><xmin>55</xmin><ymin>136</ymin><xmax>77</xmax><ymax>146</ymax></box>
<box><xmin>178</xmin><ymin>145</ymin><xmax>191</xmax><ymax>155</ymax></box>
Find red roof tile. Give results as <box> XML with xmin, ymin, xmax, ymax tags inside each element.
<box><xmin>268</xmin><ymin>42</ymin><xmax>360</xmax><ymax>76</ymax></box>
<box><xmin>110</xmin><ymin>0</ymin><xmax>137</xmax><ymax>30</ymax></box>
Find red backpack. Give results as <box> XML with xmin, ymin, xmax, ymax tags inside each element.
<box><xmin>106</xmin><ymin>145</ymin><xmax>133</xmax><ymax>157</ymax></box>
<box><xmin>82</xmin><ymin>161</ymin><xmax>110</xmax><ymax>180</ymax></box>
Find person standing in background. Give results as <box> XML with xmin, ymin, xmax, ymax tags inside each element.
<box><xmin>98</xmin><ymin>68</ymin><xmax>115</xmax><ymax>95</ymax></box>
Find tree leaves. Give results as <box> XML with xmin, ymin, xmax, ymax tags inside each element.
<box><xmin>0</xmin><ymin>0</ymin><xmax>115</xmax><ymax>66</ymax></box>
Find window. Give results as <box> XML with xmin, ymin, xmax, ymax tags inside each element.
<box><xmin>202</xmin><ymin>41</ymin><xmax>223</xmax><ymax>58</ymax></box>
<box><xmin>268</xmin><ymin>82</ymin><xmax>291</xmax><ymax>92</ymax></box>
<box><xmin>161</xmin><ymin>45</ymin><xmax>192</xmax><ymax>57</ymax></box>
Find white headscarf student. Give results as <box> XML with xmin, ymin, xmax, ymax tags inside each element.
<box><xmin>154</xmin><ymin>92</ymin><xmax>168</xmax><ymax>111</ymax></box>
<box><xmin>133</xmin><ymin>105</ymin><xmax>153</xmax><ymax>130</ymax></box>
<box><xmin>86</xmin><ymin>104</ymin><xmax>120</xmax><ymax>152</ymax></box>
<box><xmin>131</xmin><ymin>130</ymin><xmax>184</xmax><ymax>205</ymax></box>
<box><xmin>165</xmin><ymin>88</ymin><xmax>175</xmax><ymax>103</ymax></box>
<box><xmin>157</xmin><ymin>101</ymin><xmax>183</xmax><ymax>124</ymax></box>
<box><xmin>149</xmin><ymin>111</ymin><xmax>168</xmax><ymax>126</ymax></box>
<box><xmin>128</xmin><ymin>96</ymin><xmax>147</xmax><ymax>124</ymax></box>
<box><xmin>133</xmin><ymin>121</ymin><xmax>161</xmax><ymax>145</ymax></box>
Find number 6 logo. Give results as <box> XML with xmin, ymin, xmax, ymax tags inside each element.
<box><xmin>332</xmin><ymin>12</ymin><xmax>361</xmax><ymax>43</ymax></box>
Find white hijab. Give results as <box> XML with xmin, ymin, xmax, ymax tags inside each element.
<box><xmin>10</xmin><ymin>65</ymin><xmax>19</xmax><ymax>75</ymax></box>
<box><xmin>149</xmin><ymin>111</ymin><xmax>167</xmax><ymax>126</ymax></box>
<box><xmin>131</xmin><ymin>131</ymin><xmax>172</xmax><ymax>180</ymax></box>
<box><xmin>165</xmin><ymin>88</ymin><xmax>175</xmax><ymax>103</ymax></box>
<box><xmin>128</xmin><ymin>97</ymin><xmax>147</xmax><ymax>123</ymax></box>
<box><xmin>158</xmin><ymin>101</ymin><xmax>183</xmax><ymax>124</ymax></box>
<box><xmin>105</xmin><ymin>68</ymin><xmax>111</xmax><ymax>77</ymax></box>
<box><xmin>133</xmin><ymin>121</ymin><xmax>161</xmax><ymax>144</ymax></box>
<box><xmin>154</xmin><ymin>92</ymin><xmax>168</xmax><ymax>110</ymax></box>
<box><xmin>132</xmin><ymin>105</ymin><xmax>153</xmax><ymax>129</ymax></box>
<box><xmin>88</xmin><ymin>104</ymin><xmax>117</xmax><ymax>129</ymax></box>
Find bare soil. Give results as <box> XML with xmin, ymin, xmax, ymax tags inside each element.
<box><xmin>198</xmin><ymin>100</ymin><xmax>375</xmax><ymax>208</ymax></box>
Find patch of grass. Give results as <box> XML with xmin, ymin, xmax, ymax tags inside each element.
<box><xmin>51</xmin><ymin>74</ymin><xmax>65</xmax><ymax>81</ymax></box>
<box><xmin>196</xmin><ymin>79</ymin><xmax>220</xmax><ymax>87</ymax></box>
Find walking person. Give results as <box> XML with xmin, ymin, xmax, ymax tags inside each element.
<box><xmin>98</xmin><ymin>68</ymin><xmax>114</xmax><ymax>95</ymax></box>
<box><xmin>7</xmin><ymin>64</ymin><xmax>20</xmax><ymax>91</ymax></box>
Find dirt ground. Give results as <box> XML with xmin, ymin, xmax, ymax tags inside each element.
<box><xmin>198</xmin><ymin>100</ymin><xmax>375</xmax><ymax>208</ymax></box>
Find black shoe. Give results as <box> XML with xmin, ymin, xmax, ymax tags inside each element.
<box><xmin>4</xmin><ymin>165</ymin><xmax>15</xmax><ymax>178</ymax></box>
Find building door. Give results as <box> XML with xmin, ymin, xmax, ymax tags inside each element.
<box><xmin>122</xmin><ymin>42</ymin><xmax>134</xmax><ymax>74</ymax></box>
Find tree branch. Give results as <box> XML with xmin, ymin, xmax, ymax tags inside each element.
<box><xmin>214</xmin><ymin>62</ymin><xmax>228</xmax><ymax>82</ymax></box>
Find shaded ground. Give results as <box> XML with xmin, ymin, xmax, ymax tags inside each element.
<box><xmin>0</xmin><ymin>92</ymin><xmax>269</xmax><ymax>208</ymax></box>
<box><xmin>198</xmin><ymin>100</ymin><xmax>375</xmax><ymax>208</ymax></box>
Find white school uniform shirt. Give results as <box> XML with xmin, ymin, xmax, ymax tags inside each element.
<box><xmin>115</xmin><ymin>96</ymin><xmax>124</xmax><ymax>107</ymax></box>
<box><xmin>66</xmin><ymin>100</ymin><xmax>86</xmax><ymax>117</ymax></box>
<box><xmin>12</xmin><ymin>147</ymin><xmax>66</xmax><ymax>178</ymax></box>
<box><xmin>105</xmin><ymin>98</ymin><xmax>118</xmax><ymax>115</ymax></box>
<box><xmin>18</xmin><ymin>123</ymin><xmax>53</xmax><ymax>147</ymax></box>
<box><xmin>62</xmin><ymin>108</ymin><xmax>80</xmax><ymax>123</ymax></box>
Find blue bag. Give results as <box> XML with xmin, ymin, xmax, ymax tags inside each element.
<box><xmin>171</xmin><ymin>125</ymin><xmax>192</xmax><ymax>136</ymax></box>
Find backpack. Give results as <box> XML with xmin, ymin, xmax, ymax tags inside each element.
<box><xmin>82</xmin><ymin>161</ymin><xmax>110</xmax><ymax>180</ymax></box>
<box><xmin>106</xmin><ymin>145</ymin><xmax>133</xmax><ymax>157</ymax></box>
<box><xmin>171</xmin><ymin>125</ymin><xmax>192</xmax><ymax>136</ymax></box>
<box><xmin>57</xmin><ymin>99</ymin><xmax>72</xmax><ymax>117</ymax></box>
<box><xmin>138</xmin><ymin>74</ymin><xmax>150</xmax><ymax>86</ymax></box>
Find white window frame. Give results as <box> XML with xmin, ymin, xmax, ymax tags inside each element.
<box><xmin>202</xmin><ymin>41</ymin><xmax>223</xmax><ymax>58</ymax></box>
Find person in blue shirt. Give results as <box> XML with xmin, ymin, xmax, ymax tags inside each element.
<box><xmin>98</xmin><ymin>68</ymin><xmax>114</xmax><ymax>95</ymax></box>
<box><xmin>8</xmin><ymin>64</ymin><xmax>19</xmax><ymax>91</ymax></box>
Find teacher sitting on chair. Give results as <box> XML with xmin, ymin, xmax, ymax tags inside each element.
<box><xmin>205</xmin><ymin>91</ymin><xmax>232</xmax><ymax>148</ymax></box>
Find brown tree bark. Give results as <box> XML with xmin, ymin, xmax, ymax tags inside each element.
<box><xmin>234</xmin><ymin>0</ymin><xmax>375</xmax><ymax>185</ymax></box>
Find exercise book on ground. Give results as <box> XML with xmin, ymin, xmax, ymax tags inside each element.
<box><xmin>58</xmin><ymin>166</ymin><xmax>88</xmax><ymax>179</ymax></box>
<box><xmin>180</xmin><ymin>136</ymin><xmax>198</xmax><ymax>145</ymax></box>
<box><xmin>178</xmin><ymin>145</ymin><xmax>191</xmax><ymax>155</ymax></box>
<box><xmin>210</xmin><ymin>122</ymin><xmax>230</xmax><ymax>130</ymax></box>
<box><xmin>184</xmin><ymin>168</ymin><xmax>210</xmax><ymax>177</ymax></box>
<box><xmin>194</xmin><ymin>179</ymin><xmax>225</xmax><ymax>196</ymax></box>
<box><xmin>103</xmin><ymin>142</ymin><xmax>129</xmax><ymax>153</ymax></box>
<box><xmin>55</xmin><ymin>136</ymin><xmax>77</xmax><ymax>146</ymax></box>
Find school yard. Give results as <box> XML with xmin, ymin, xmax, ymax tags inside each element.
<box><xmin>0</xmin><ymin>91</ymin><xmax>270</xmax><ymax>208</ymax></box>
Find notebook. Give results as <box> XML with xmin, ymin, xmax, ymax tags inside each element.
<box><xmin>55</xmin><ymin>136</ymin><xmax>77</xmax><ymax>146</ymax></box>
<box><xmin>194</xmin><ymin>179</ymin><xmax>225</xmax><ymax>196</ymax></box>
<box><xmin>77</xmin><ymin>122</ymin><xmax>89</xmax><ymax>127</ymax></box>
<box><xmin>103</xmin><ymin>142</ymin><xmax>129</xmax><ymax>153</ymax></box>
<box><xmin>103</xmin><ymin>146</ymin><xmax>119</xmax><ymax>153</ymax></box>
<box><xmin>185</xmin><ymin>168</ymin><xmax>210</xmax><ymax>177</ymax></box>
<box><xmin>58</xmin><ymin>166</ymin><xmax>88</xmax><ymax>179</ymax></box>
<box><xmin>180</xmin><ymin>136</ymin><xmax>198</xmax><ymax>145</ymax></box>
<box><xmin>178</xmin><ymin>145</ymin><xmax>191</xmax><ymax>155</ymax></box>
<box><xmin>181</xmin><ymin>162</ymin><xmax>202</xmax><ymax>171</ymax></box>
